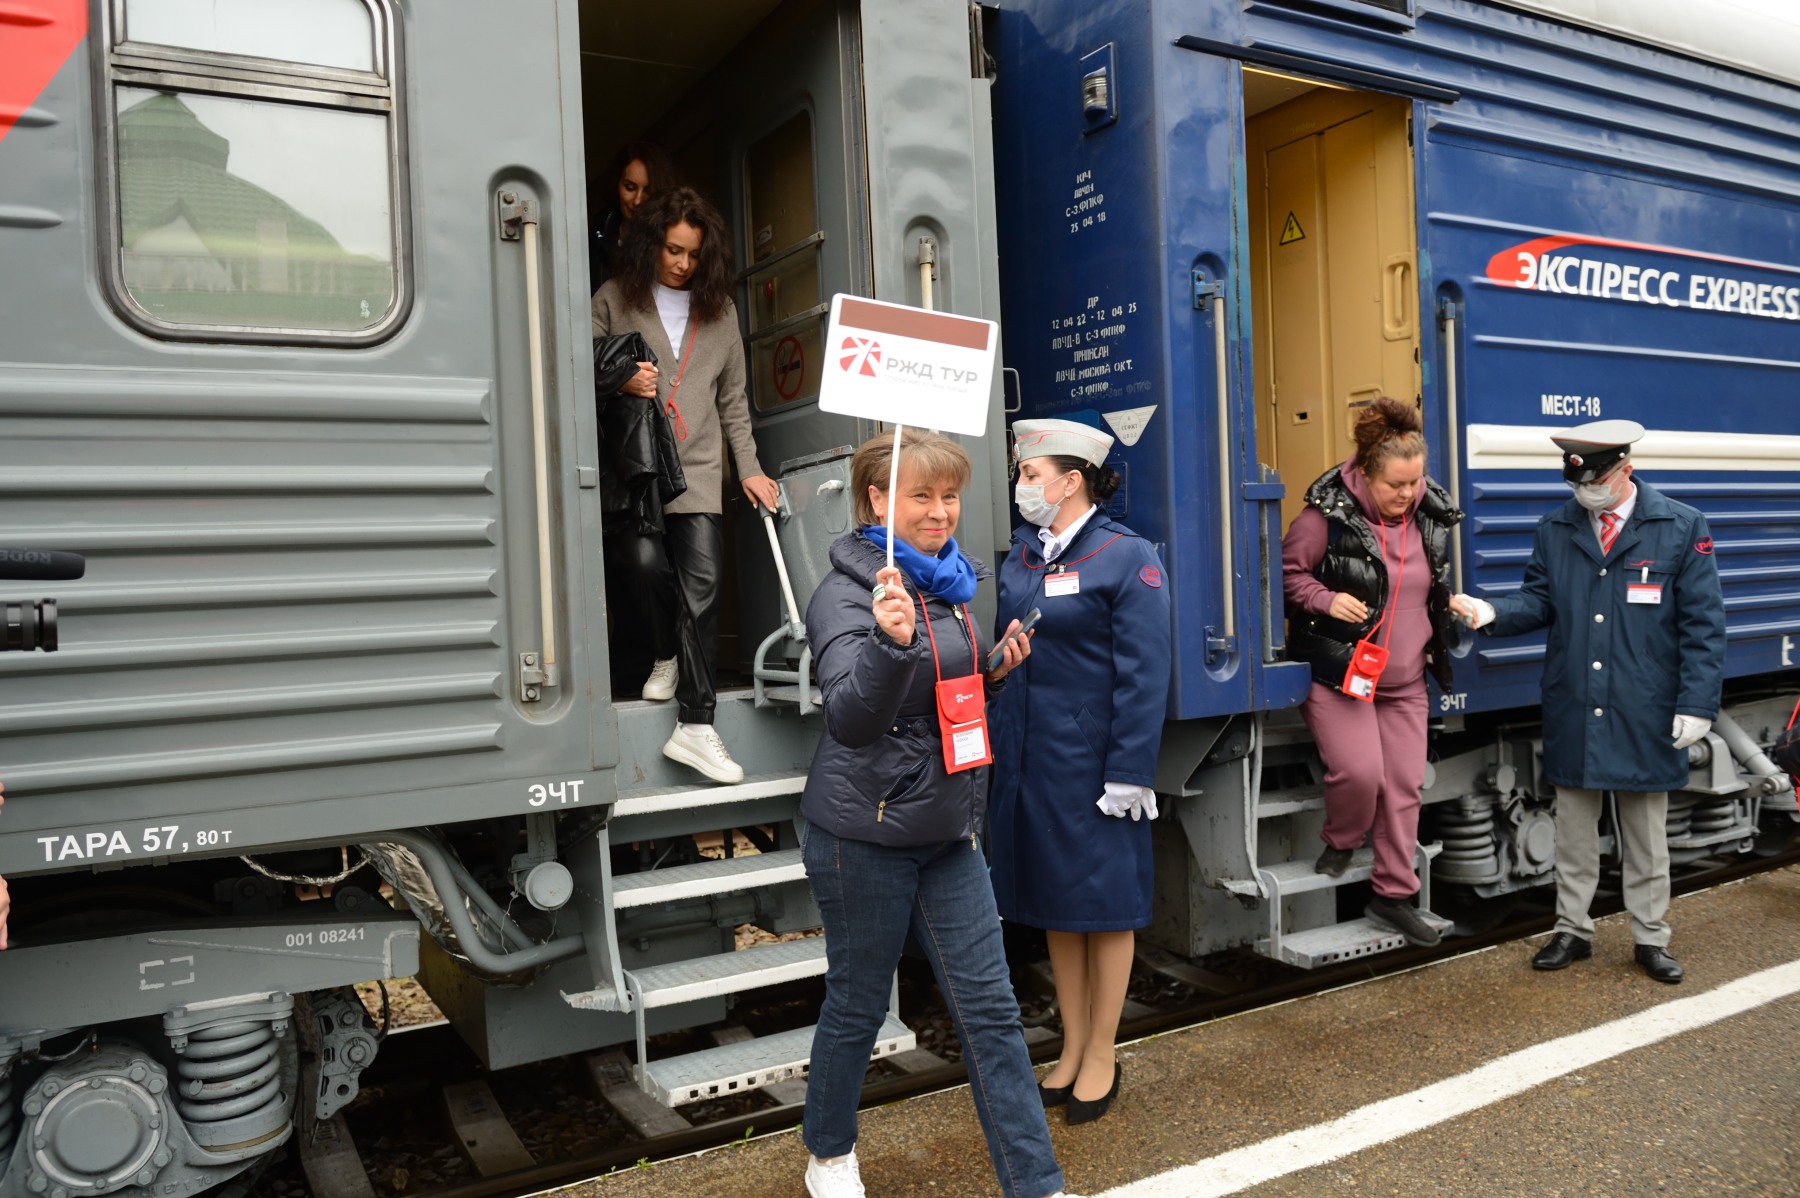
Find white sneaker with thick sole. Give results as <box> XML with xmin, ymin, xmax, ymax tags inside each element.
<box><xmin>641</xmin><ymin>657</ymin><xmax>678</xmax><ymax>702</ymax></box>
<box><xmin>662</xmin><ymin>722</ymin><xmax>745</xmax><ymax>785</ymax></box>
<box><xmin>805</xmin><ymin>1151</ymin><xmax>864</xmax><ymax>1198</ymax></box>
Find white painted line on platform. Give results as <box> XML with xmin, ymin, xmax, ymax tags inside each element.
<box><xmin>1099</xmin><ymin>957</ymin><xmax>1800</xmax><ymax>1198</ymax></box>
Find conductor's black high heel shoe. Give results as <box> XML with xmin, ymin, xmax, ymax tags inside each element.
<box><xmin>1038</xmin><ymin>1079</ymin><xmax>1074</xmax><ymax>1108</ymax></box>
<box><xmin>1065</xmin><ymin>1063</ymin><xmax>1121</xmax><ymax>1125</ymax></box>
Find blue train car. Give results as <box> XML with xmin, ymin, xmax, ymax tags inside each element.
<box><xmin>992</xmin><ymin>0</ymin><xmax>1800</xmax><ymax>963</ymax></box>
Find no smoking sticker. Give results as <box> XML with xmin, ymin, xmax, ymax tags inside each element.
<box><xmin>773</xmin><ymin>335</ymin><xmax>805</xmax><ymax>400</ymax></box>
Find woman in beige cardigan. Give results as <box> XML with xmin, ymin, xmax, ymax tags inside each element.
<box><xmin>592</xmin><ymin>187</ymin><xmax>780</xmax><ymax>784</ymax></box>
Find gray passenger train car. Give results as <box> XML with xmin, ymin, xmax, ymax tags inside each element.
<box><xmin>0</xmin><ymin>1</ymin><xmax>1004</xmax><ymax>1193</ymax></box>
<box><xmin>4</xmin><ymin>2</ymin><xmax>1800</xmax><ymax>1197</ymax></box>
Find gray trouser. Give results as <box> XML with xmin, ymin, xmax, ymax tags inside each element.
<box><xmin>1552</xmin><ymin>785</ymin><xmax>1671</xmax><ymax>947</ymax></box>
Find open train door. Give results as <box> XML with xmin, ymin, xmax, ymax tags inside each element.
<box><xmin>683</xmin><ymin>0</ymin><xmax>1007</xmax><ymax>651</ymax></box>
<box><xmin>0</xmin><ymin>0</ymin><xmax>612</xmax><ymax>881</ymax></box>
<box><xmin>992</xmin><ymin>9</ymin><xmax>1308</xmax><ymax>720</ymax></box>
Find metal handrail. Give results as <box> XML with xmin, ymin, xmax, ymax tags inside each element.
<box><xmin>736</xmin><ymin>230</ymin><xmax>827</xmax><ymax>283</ymax></box>
<box><xmin>520</xmin><ymin>209</ymin><xmax>559</xmax><ymax>693</ymax></box>
<box><xmin>1211</xmin><ymin>288</ymin><xmax>1237</xmax><ymax>642</ymax></box>
<box><xmin>744</xmin><ymin>302</ymin><xmax>830</xmax><ymax>347</ymax></box>
<box><xmin>1440</xmin><ymin>297</ymin><xmax>1464</xmax><ymax>594</ymax></box>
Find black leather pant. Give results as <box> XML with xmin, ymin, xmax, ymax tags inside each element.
<box><xmin>606</xmin><ymin>513</ymin><xmax>721</xmax><ymax>725</ymax></box>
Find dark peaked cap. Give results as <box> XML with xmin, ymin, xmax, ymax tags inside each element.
<box><xmin>1551</xmin><ymin>419</ymin><xmax>1645</xmax><ymax>484</ymax></box>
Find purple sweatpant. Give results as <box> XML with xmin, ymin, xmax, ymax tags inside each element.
<box><xmin>1300</xmin><ymin>681</ymin><xmax>1429</xmax><ymax>900</ymax></box>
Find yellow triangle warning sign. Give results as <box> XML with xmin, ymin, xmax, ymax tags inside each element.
<box><xmin>1279</xmin><ymin>212</ymin><xmax>1306</xmax><ymax>245</ymax></box>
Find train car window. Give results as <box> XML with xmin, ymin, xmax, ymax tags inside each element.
<box><xmin>99</xmin><ymin>0</ymin><xmax>405</xmax><ymax>343</ymax></box>
<box><xmin>121</xmin><ymin>0</ymin><xmax>377</xmax><ymax>72</ymax></box>
<box><xmin>741</xmin><ymin>111</ymin><xmax>825</xmax><ymax>411</ymax></box>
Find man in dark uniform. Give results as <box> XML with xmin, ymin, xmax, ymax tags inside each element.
<box><xmin>1450</xmin><ymin>420</ymin><xmax>1726</xmax><ymax>984</ymax></box>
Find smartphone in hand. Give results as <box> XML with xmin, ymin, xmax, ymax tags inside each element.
<box><xmin>986</xmin><ymin>607</ymin><xmax>1042</xmax><ymax>672</ymax></box>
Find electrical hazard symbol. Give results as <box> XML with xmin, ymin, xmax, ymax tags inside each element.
<box><xmin>1280</xmin><ymin>212</ymin><xmax>1306</xmax><ymax>245</ymax></box>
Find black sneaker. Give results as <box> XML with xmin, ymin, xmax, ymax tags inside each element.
<box><xmin>1314</xmin><ymin>845</ymin><xmax>1354</xmax><ymax>877</ymax></box>
<box><xmin>1365</xmin><ymin>895</ymin><xmax>1441</xmax><ymax>946</ymax></box>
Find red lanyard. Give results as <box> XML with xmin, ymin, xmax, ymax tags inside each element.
<box><xmin>917</xmin><ymin>595</ymin><xmax>978</xmax><ymax>682</ymax></box>
<box><xmin>662</xmin><ymin>330</ymin><xmax>696</xmax><ymax>441</ymax></box>
<box><xmin>1368</xmin><ymin>512</ymin><xmax>1408</xmax><ymax>649</ymax></box>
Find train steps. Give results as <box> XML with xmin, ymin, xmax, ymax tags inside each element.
<box><xmin>636</xmin><ymin>1013</ymin><xmax>914</xmax><ymax>1108</ymax></box>
<box><xmin>569</xmin><ymin>690</ymin><xmax>908</xmax><ymax>1109</ymax></box>
<box><xmin>1224</xmin><ymin>839</ymin><xmax>1448</xmax><ymax>969</ymax></box>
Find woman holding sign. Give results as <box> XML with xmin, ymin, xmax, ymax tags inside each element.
<box><xmin>1280</xmin><ymin>397</ymin><xmax>1462</xmax><ymax>948</ymax></box>
<box><xmin>796</xmin><ymin>430</ymin><xmax>1073</xmax><ymax>1198</ymax></box>
<box><xmin>988</xmin><ymin>418</ymin><xmax>1172</xmax><ymax>1126</ymax></box>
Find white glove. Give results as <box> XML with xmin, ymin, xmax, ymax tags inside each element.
<box><xmin>1451</xmin><ymin>594</ymin><xmax>1495</xmax><ymax>629</ymax></box>
<box><xmin>1672</xmin><ymin>714</ymin><xmax>1712</xmax><ymax>750</ymax></box>
<box><xmin>1097</xmin><ymin>781</ymin><xmax>1158</xmax><ymax>821</ymax></box>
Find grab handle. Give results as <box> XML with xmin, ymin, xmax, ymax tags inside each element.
<box><xmin>499</xmin><ymin>190</ymin><xmax>559</xmax><ymax>701</ymax></box>
<box><xmin>1438</xmin><ymin>296</ymin><xmax>1464</xmax><ymax>594</ymax></box>
<box><xmin>1194</xmin><ymin>270</ymin><xmax>1237</xmax><ymax>661</ymax></box>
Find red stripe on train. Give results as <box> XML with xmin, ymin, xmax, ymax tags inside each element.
<box><xmin>0</xmin><ymin>0</ymin><xmax>89</xmax><ymax>145</ymax></box>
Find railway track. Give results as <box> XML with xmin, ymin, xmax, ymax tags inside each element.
<box><xmin>256</xmin><ymin>845</ymin><xmax>1800</xmax><ymax>1198</ymax></box>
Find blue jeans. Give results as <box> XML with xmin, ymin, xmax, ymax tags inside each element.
<box><xmin>803</xmin><ymin>827</ymin><xmax>1063</xmax><ymax>1198</ymax></box>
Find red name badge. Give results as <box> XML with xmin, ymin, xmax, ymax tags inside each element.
<box><xmin>1342</xmin><ymin>638</ymin><xmax>1389</xmax><ymax>703</ymax></box>
<box><xmin>935</xmin><ymin>674</ymin><xmax>992</xmax><ymax>773</ymax></box>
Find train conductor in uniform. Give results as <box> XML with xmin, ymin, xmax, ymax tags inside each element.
<box><xmin>1450</xmin><ymin>420</ymin><xmax>1726</xmax><ymax>984</ymax></box>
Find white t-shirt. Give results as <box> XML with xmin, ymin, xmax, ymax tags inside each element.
<box><xmin>653</xmin><ymin>283</ymin><xmax>692</xmax><ymax>356</ymax></box>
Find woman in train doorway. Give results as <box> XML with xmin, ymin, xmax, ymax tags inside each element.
<box><xmin>587</xmin><ymin>140</ymin><xmax>674</xmax><ymax>293</ymax></box>
<box><xmin>798</xmin><ymin>430</ymin><xmax>1076</xmax><ymax>1198</ymax></box>
<box><xmin>988</xmin><ymin>418</ymin><xmax>1173</xmax><ymax>1127</ymax></box>
<box><xmin>592</xmin><ymin>186</ymin><xmax>781</xmax><ymax>785</ymax></box>
<box><xmin>1281</xmin><ymin>397</ymin><xmax>1462</xmax><ymax>947</ymax></box>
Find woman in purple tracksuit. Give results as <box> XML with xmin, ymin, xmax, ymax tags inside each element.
<box><xmin>1281</xmin><ymin>398</ymin><xmax>1462</xmax><ymax>947</ymax></box>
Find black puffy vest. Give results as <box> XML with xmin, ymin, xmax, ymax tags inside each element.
<box><xmin>1286</xmin><ymin>465</ymin><xmax>1463</xmax><ymax>694</ymax></box>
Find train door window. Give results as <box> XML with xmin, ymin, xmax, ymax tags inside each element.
<box><xmin>1244</xmin><ymin>74</ymin><xmax>1418</xmax><ymax>531</ymax></box>
<box><xmin>741</xmin><ymin>111</ymin><xmax>825</xmax><ymax>411</ymax></box>
<box><xmin>99</xmin><ymin>0</ymin><xmax>405</xmax><ymax>343</ymax></box>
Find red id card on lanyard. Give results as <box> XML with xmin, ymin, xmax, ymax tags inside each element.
<box><xmin>1342</xmin><ymin>512</ymin><xmax>1406</xmax><ymax>703</ymax></box>
<box><xmin>921</xmin><ymin>599</ymin><xmax>993</xmax><ymax>773</ymax></box>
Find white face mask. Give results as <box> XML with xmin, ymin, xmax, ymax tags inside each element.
<box><xmin>1571</xmin><ymin>482</ymin><xmax>1614</xmax><ymax>511</ymax></box>
<box><xmin>1014</xmin><ymin>481</ymin><xmax>1061</xmax><ymax>527</ymax></box>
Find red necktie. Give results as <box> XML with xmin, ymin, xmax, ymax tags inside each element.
<box><xmin>1599</xmin><ymin>510</ymin><xmax>1620</xmax><ymax>554</ymax></box>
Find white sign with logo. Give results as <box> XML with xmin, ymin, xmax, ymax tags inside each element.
<box><xmin>817</xmin><ymin>294</ymin><xmax>998</xmax><ymax>437</ymax></box>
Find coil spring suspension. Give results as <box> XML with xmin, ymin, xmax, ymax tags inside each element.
<box><xmin>1688</xmin><ymin>797</ymin><xmax>1740</xmax><ymax>836</ymax></box>
<box><xmin>172</xmin><ymin>1017</ymin><xmax>285</xmax><ymax>1148</ymax></box>
<box><xmin>1431</xmin><ymin>800</ymin><xmax>1501</xmax><ymax>881</ymax></box>
<box><xmin>0</xmin><ymin>1064</ymin><xmax>15</xmax><ymax>1163</ymax></box>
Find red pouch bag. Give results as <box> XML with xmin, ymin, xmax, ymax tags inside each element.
<box><xmin>919</xmin><ymin>599</ymin><xmax>993</xmax><ymax>774</ymax></box>
<box><xmin>935</xmin><ymin>674</ymin><xmax>993</xmax><ymax>774</ymax></box>
<box><xmin>1342</xmin><ymin>638</ymin><xmax>1389</xmax><ymax>703</ymax></box>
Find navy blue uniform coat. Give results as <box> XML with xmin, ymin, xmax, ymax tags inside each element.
<box><xmin>988</xmin><ymin>514</ymin><xmax>1173</xmax><ymax>931</ymax></box>
<box><xmin>1487</xmin><ymin>480</ymin><xmax>1725</xmax><ymax>792</ymax></box>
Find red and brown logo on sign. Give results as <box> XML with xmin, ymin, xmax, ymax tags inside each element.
<box><xmin>838</xmin><ymin>336</ymin><xmax>882</xmax><ymax>377</ymax></box>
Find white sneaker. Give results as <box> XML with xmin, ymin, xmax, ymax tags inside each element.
<box><xmin>662</xmin><ymin>722</ymin><xmax>744</xmax><ymax>785</ymax></box>
<box><xmin>641</xmin><ymin>657</ymin><xmax>678</xmax><ymax>702</ymax></box>
<box><xmin>805</xmin><ymin>1151</ymin><xmax>864</xmax><ymax>1198</ymax></box>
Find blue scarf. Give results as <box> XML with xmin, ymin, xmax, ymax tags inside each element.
<box><xmin>861</xmin><ymin>525</ymin><xmax>979</xmax><ymax>605</ymax></box>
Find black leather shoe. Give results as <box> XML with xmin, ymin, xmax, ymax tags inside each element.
<box><xmin>1038</xmin><ymin>1079</ymin><xmax>1073</xmax><ymax>1108</ymax></box>
<box><xmin>1364</xmin><ymin>895</ymin><xmax>1441</xmax><ymax>946</ymax></box>
<box><xmin>1532</xmin><ymin>932</ymin><xmax>1593</xmax><ymax>970</ymax></box>
<box><xmin>1315</xmin><ymin>845</ymin><xmax>1354</xmax><ymax>877</ymax></box>
<box><xmin>1635</xmin><ymin>945</ymin><xmax>1684</xmax><ymax>984</ymax></box>
<box><xmin>1065</xmin><ymin>1063</ymin><xmax>1121</xmax><ymax>1126</ymax></box>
